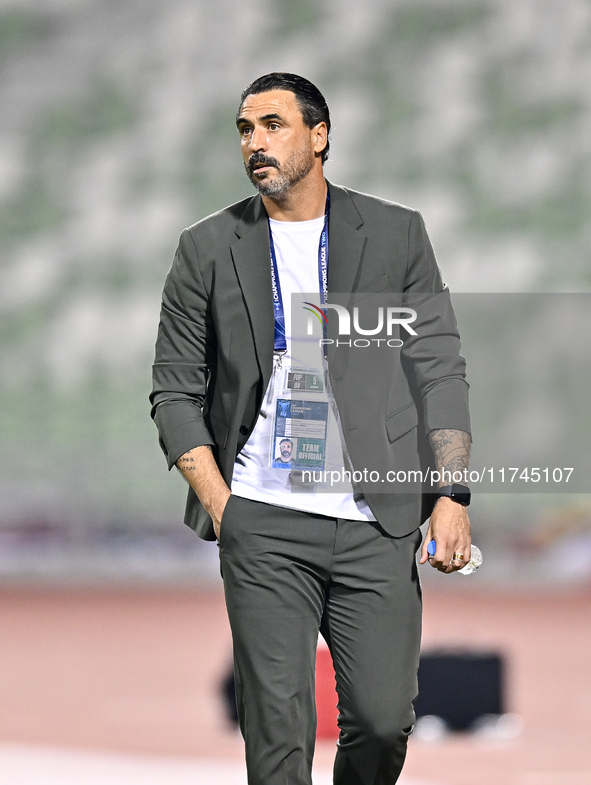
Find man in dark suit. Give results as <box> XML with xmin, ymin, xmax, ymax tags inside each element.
<box><xmin>151</xmin><ymin>73</ymin><xmax>472</xmax><ymax>785</ymax></box>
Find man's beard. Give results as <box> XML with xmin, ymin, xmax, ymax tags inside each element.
<box><xmin>245</xmin><ymin>148</ymin><xmax>314</xmax><ymax>197</ymax></box>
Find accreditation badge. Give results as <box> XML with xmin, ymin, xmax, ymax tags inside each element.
<box><xmin>269</xmin><ymin>367</ymin><xmax>328</xmax><ymax>471</ymax></box>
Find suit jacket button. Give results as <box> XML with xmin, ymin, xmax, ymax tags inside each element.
<box><xmin>239</xmin><ymin>425</ymin><xmax>249</xmax><ymax>436</ymax></box>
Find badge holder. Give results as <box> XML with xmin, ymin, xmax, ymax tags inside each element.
<box><xmin>268</xmin><ymin>366</ymin><xmax>329</xmax><ymax>488</ymax></box>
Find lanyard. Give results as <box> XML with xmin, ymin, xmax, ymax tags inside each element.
<box><xmin>268</xmin><ymin>193</ymin><xmax>330</xmax><ymax>366</ymax></box>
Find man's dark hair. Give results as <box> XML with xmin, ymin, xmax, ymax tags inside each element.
<box><xmin>239</xmin><ymin>73</ymin><xmax>331</xmax><ymax>164</ymax></box>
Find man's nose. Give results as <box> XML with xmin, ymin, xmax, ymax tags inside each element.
<box><xmin>249</xmin><ymin>126</ymin><xmax>267</xmax><ymax>152</ymax></box>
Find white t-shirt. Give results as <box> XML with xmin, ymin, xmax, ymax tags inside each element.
<box><xmin>231</xmin><ymin>215</ymin><xmax>376</xmax><ymax>522</ymax></box>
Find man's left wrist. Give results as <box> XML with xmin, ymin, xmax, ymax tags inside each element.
<box><xmin>436</xmin><ymin>483</ymin><xmax>471</xmax><ymax>506</ymax></box>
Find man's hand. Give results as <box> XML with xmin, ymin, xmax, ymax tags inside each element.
<box><xmin>176</xmin><ymin>446</ymin><xmax>231</xmax><ymax>540</ymax></box>
<box><xmin>421</xmin><ymin>428</ymin><xmax>472</xmax><ymax>573</ymax></box>
<box><xmin>419</xmin><ymin>496</ymin><xmax>471</xmax><ymax>573</ymax></box>
<box><xmin>210</xmin><ymin>488</ymin><xmax>232</xmax><ymax>540</ymax></box>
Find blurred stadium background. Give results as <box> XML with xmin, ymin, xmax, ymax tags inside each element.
<box><xmin>1</xmin><ymin>0</ymin><xmax>590</xmax><ymax>782</ymax></box>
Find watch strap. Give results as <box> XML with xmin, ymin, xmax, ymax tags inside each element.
<box><xmin>436</xmin><ymin>483</ymin><xmax>471</xmax><ymax>506</ymax></box>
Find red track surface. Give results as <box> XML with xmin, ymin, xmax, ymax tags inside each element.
<box><xmin>0</xmin><ymin>584</ymin><xmax>590</xmax><ymax>785</ymax></box>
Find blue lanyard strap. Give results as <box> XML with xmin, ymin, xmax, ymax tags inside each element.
<box><xmin>268</xmin><ymin>192</ymin><xmax>330</xmax><ymax>357</ymax></box>
<box><xmin>268</xmin><ymin>225</ymin><xmax>287</xmax><ymax>354</ymax></box>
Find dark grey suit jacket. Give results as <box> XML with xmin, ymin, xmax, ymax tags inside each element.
<box><xmin>150</xmin><ymin>181</ymin><xmax>471</xmax><ymax>540</ymax></box>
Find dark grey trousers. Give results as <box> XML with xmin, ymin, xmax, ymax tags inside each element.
<box><xmin>219</xmin><ymin>494</ymin><xmax>423</xmax><ymax>785</ymax></box>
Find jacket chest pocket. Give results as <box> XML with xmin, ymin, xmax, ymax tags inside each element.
<box><xmin>385</xmin><ymin>402</ymin><xmax>418</xmax><ymax>443</ymax></box>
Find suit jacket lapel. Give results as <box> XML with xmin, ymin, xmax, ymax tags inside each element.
<box><xmin>230</xmin><ymin>195</ymin><xmax>275</xmax><ymax>388</ymax></box>
<box><xmin>229</xmin><ymin>183</ymin><xmax>366</xmax><ymax>386</ymax></box>
<box><xmin>325</xmin><ymin>183</ymin><xmax>366</xmax><ymax>368</ymax></box>
<box><xmin>326</xmin><ymin>182</ymin><xmax>366</xmax><ymax>294</ymax></box>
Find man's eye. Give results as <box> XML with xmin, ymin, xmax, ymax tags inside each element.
<box><xmin>240</xmin><ymin>127</ymin><xmax>252</xmax><ymax>137</ymax></box>
<box><xmin>268</xmin><ymin>123</ymin><xmax>280</xmax><ymax>131</ymax></box>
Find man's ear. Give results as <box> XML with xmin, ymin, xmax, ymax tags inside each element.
<box><xmin>312</xmin><ymin>122</ymin><xmax>328</xmax><ymax>156</ymax></box>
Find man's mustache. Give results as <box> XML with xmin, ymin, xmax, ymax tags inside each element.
<box><xmin>248</xmin><ymin>153</ymin><xmax>280</xmax><ymax>176</ymax></box>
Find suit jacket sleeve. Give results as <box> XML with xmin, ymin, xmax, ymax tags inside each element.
<box><xmin>402</xmin><ymin>210</ymin><xmax>471</xmax><ymax>437</ymax></box>
<box><xmin>150</xmin><ymin>228</ymin><xmax>216</xmax><ymax>470</ymax></box>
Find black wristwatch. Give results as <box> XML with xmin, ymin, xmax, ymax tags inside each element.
<box><xmin>436</xmin><ymin>483</ymin><xmax>471</xmax><ymax>506</ymax></box>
